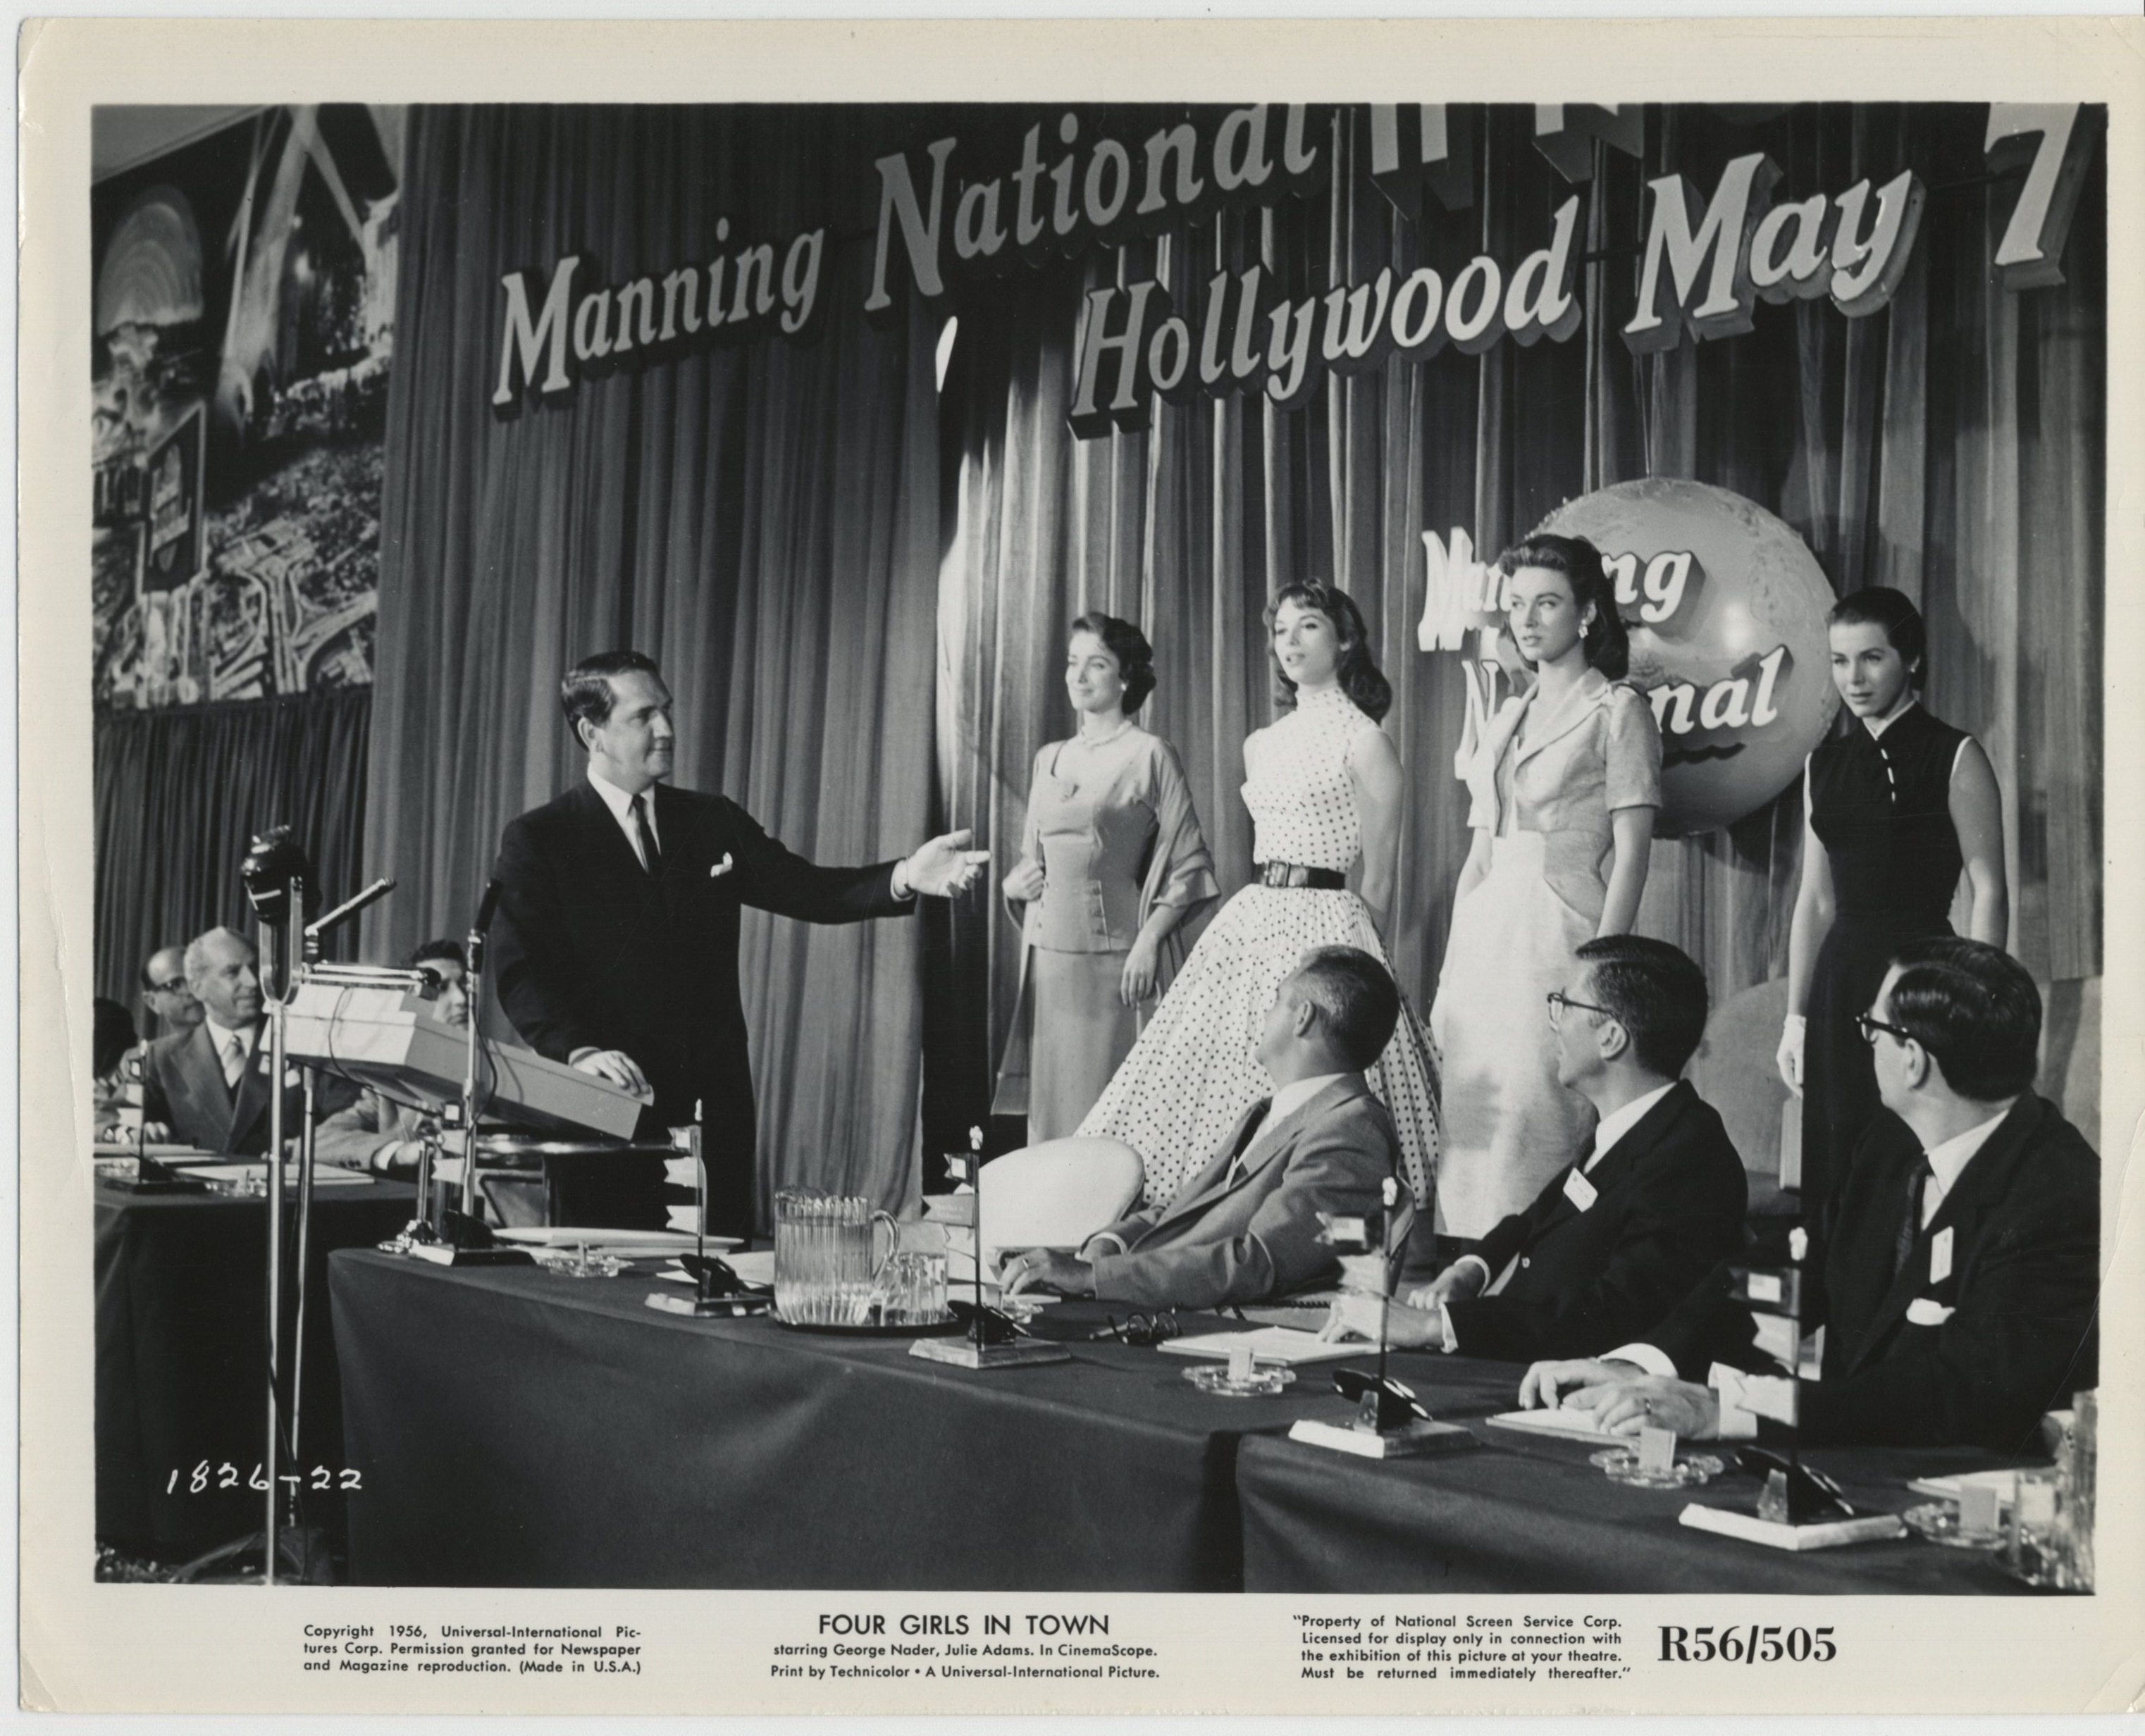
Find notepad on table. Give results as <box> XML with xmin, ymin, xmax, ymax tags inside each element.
<box><xmin>1485</xmin><ymin>1406</ymin><xmax>1610</xmax><ymax>1440</ymax></box>
<box><xmin>1157</xmin><ymin>1327</ymin><xmax>1364</xmax><ymax>1366</ymax></box>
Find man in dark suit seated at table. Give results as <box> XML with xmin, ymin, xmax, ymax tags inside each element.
<box><xmin>490</xmin><ymin>650</ymin><xmax>987</xmax><ymax>1232</ymax></box>
<box><xmin>999</xmin><ymin>946</ymin><xmax>1403</xmax><ymax>1311</ymax></box>
<box><xmin>1318</xmin><ymin>935</ymin><xmax>1747</xmax><ymax>1361</ymax></box>
<box><xmin>1516</xmin><ymin>938</ymin><xmax>2098</xmax><ymax>1451</ymax></box>
<box><xmin>137</xmin><ymin>925</ymin><xmax>357</xmax><ymax>1154</ymax></box>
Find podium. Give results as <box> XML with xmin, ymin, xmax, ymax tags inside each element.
<box><xmin>283</xmin><ymin>981</ymin><xmax>644</xmax><ymax>1141</ymax></box>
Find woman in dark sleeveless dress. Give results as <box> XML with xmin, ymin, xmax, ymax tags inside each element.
<box><xmin>1776</xmin><ymin>588</ymin><xmax>2008</xmax><ymax>1224</ymax></box>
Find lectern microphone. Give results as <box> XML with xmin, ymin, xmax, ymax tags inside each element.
<box><xmin>304</xmin><ymin>876</ymin><xmax>397</xmax><ymax>941</ymax></box>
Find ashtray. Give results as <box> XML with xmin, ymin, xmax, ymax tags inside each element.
<box><xmin>1589</xmin><ymin>1446</ymin><xmax>1725</xmax><ymax>1488</ymax></box>
<box><xmin>1183</xmin><ymin>1364</ymin><xmax>1296</xmax><ymax>1397</ymax></box>
<box><xmin>1902</xmin><ymin>1501</ymin><xmax>2005</xmax><ymax>1551</ymax></box>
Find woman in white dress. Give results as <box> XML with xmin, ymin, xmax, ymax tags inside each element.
<box><xmin>1430</xmin><ymin>533</ymin><xmax>1662</xmax><ymax>1238</ymax></box>
<box><xmin>1077</xmin><ymin>583</ymin><xmax>1441</xmax><ymax>1215</ymax></box>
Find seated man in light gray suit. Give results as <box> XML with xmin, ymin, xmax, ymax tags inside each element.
<box><xmin>1001</xmin><ymin>946</ymin><xmax>1404</xmax><ymax>1310</ymax></box>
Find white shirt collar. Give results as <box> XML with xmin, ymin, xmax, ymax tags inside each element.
<box><xmin>1588</xmin><ymin>1079</ymin><xmax>1679</xmax><ymax>1170</ymax></box>
<box><xmin>1920</xmin><ymin>1105</ymin><xmax>2013</xmax><ymax>1220</ymax></box>
<box><xmin>203</xmin><ymin>1015</ymin><xmax>256</xmax><ymax>1058</ymax></box>
<box><xmin>1266</xmin><ymin>1072</ymin><xmax>1349</xmax><ymax>1129</ymax></box>
<box><xmin>588</xmin><ymin>766</ymin><xmax>660</xmax><ymax>857</ymax></box>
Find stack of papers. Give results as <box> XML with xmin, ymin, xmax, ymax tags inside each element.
<box><xmin>1158</xmin><ymin>1327</ymin><xmax>1362</xmax><ymax>1366</ymax></box>
<box><xmin>1485</xmin><ymin>1407</ymin><xmax>1609</xmax><ymax>1439</ymax></box>
<box><xmin>496</xmin><ymin>1227</ymin><xmax>740</xmax><ymax>1259</ymax></box>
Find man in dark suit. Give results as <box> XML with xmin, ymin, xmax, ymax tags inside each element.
<box><xmin>1319</xmin><ymin>935</ymin><xmax>1746</xmax><ymax>1361</ymax></box>
<box><xmin>1001</xmin><ymin>946</ymin><xmax>1404</xmax><ymax>1311</ymax></box>
<box><xmin>137</xmin><ymin>926</ymin><xmax>357</xmax><ymax>1154</ymax></box>
<box><xmin>490</xmin><ymin>650</ymin><xmax>984</xmax><ymax>1231</ymax></box>
<box><xmin>1519</xmin><ymin>937</ymin><xmax>2098</xmax><ymax>1451</ymax></box>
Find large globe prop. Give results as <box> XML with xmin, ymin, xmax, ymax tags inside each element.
<box><xmin>1535</xmin><ymin>480</ymin><xmax>1838</xmax><ymax>837</ymax></box>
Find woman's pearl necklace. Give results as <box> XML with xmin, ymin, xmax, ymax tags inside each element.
<box><xmin>1073</xmin><ymin>717</ymin><xmax>1137</xmax><ymax>749</ymax></box>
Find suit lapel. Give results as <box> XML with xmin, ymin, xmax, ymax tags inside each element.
<box><xmin>1151</xmin><ymin>1077</ymin><xmax>1367</xmax><ymax>1234</ymax></box>
<box><xmin>1514</xmin><ymin>667</ymin><xmax>1609</xmax><ymax>767</ymax></box>
<box><xmin>570</xmin><ymin>779</ymin><xmax>664</xmax><ymax>914</ymax></box>
<box><xmin>228</xmin><ymin>1032</ymin><xmax>274</xmax><ymax>1152</ymax></box>
<box><xmin>169</xmin><ymin>1024</ymin><xmax>230</xmax><ymax>1147</ymax></box>
<box><xmin>1533</xmin><ymin>1083</ymin><xmax>1690</xmax><ymax>1236</ymax></box>
<box><xmin>1847</xmin><ymin>1096</ymin><xmax>2042</xmax><ymax>1372</ymax></box>
<box><xmin>652</xmin><ymin>784</ymin><xmax>702</xmax><ymax>919</ymax></box>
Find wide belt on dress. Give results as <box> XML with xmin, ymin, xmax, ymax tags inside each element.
<box><xmin>1254</xmin><ymin>860</ymin><xmax>1346</xmax><ymax>891</ymax></box>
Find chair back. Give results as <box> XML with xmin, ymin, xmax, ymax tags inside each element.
<box><xmin>977</xmin><ymin>1136</ymin><xmax>1144</xmax><ymax>1264</ymax></box>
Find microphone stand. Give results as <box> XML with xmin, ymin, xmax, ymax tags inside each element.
<box><xmin>457</xmin><ymin>882</ymin><xmax>503</xmax><ymax>1221</ymax></box>
<box><xmin>284</xmin><ymin>876</ymin><xmax>397</xmax><ymax>1523</ymax></box>
<box><xmin>260</xmin><ymin>875</ymin><xmax>302</xmax><ymax>1585</ymax></box>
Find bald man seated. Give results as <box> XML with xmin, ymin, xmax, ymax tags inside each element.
<box><xmin>1001</xmin><ymin>946</ymin><xmax>1407</xmax><ymax>1312</ymax></box>
<box><xmin>137</xmin><ymin>926</ymin><xmax>357</xmax><ymax>1154</ymax></box>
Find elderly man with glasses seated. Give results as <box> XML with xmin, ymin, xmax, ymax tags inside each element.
<box><xmin>1517</xmin><ymin>938</ymin><xmax>2098</xmax><ymax>1451</ymax></box>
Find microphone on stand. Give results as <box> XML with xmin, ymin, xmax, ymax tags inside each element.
<box><xmin>304</xmin><ymin>876</ymin><xmax>397</xmax><ymax>946</ymax></box>
<box><xmin>457</xmin><ymin>879</ymin><xmax>505</xmax><ymax>1220</ymax></box>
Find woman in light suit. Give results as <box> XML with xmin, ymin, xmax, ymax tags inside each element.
<box><xmin>1430</xmin><ymin>533</ymin><xmax>1662</xmax><ymax>1239</ymax></box>
<box><xmin>998</xmin><ymin>614</ymin><xmax>1218</xmax><ymax>1141</ymax></box>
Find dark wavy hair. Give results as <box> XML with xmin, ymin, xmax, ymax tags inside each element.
<box><xmin>1068</xmin><ymin>612</ymin><xmax>1156</xmax><ymax>714</ymax></box>
<box><xmin>1574</xmin><ymin>935</ymin><xmax>1710</xmax><ymax>1078</ymax></box>
<box><xmin>1829</xmin><ymin>585</ymin><xmax>1928</xmax><ymax>690</ymax></box>
<box><xmin>1497</xmin><ymin>534</ymin><xmax>1630</xmax><ymax>680</ymax></box>
<box><xmin>1882</xmin><ymin>936</ymin><xmax>2041</xmax><ymax>1103</ymax></box>
<box><xmin>1266</xmin><ymin>583</ymin><xmax>1392</xmax><ymax>723</ymax></box>
<box><xmin>561</xmin><ymin>649</ymin><xmax>663</xmax><ymax>744</ymax></box>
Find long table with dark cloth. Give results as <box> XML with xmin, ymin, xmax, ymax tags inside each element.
<box><xmin>96</xmin><ymin>1177</ymin><xmax>415</xmax><ymax>1559</ymax></box>
<box><xmin>330</xmin><ymin>1250</ymin><xmax>2033</xmax><ymax>1593</ymax></box>
<box><xmin>330</xmin><ymin>1250</ymin><xmax>1351</xmax><ymax>1589</ymax></box>
<box><xmin>1236</xmin><ymin>1371</ymin><xmax>2025</xmax><ymax>1595</ymax></box>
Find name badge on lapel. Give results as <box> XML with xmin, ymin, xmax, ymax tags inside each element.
<box><xmin>1929</xmin><ymin>1226</ymin><xmax>1954</xmax><ymax>1285</ymax></box>
<box><xmin>1562</xmin><ymin>1169</ymin><xmax>1599</xmax><ymax>1213</ymax></box>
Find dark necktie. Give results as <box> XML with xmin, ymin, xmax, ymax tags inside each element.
<box><xmin>1890</xmin><ymin>1155</ymin><xmax>1934</xmax><ymax>1282</ymax></box>
<box><xmin>1224</xmin><ymin>1100</ymin><xmax>1271</xmax><ymax>1186</ymax></box>
<box><xmin>632</xmin><ymin>793</ymin><xmax>662</xmax><ymax>876</ymax></box>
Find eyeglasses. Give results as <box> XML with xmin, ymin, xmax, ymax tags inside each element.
<box><xmin>145</xmin><ymin>976</ymin><xmax>188</xmax><ymax>997</ymax></box>
<box><xmin>1545</xmin><ymin>991</ymin><xmax>1616</xmax><ymax>1028</ymax></box>
<box><xmin>1855</xmin><ymin>1012</ymin><xmax>1915</xmax><ymax>1047</ymax></box>
<box><xmin>1087</xmin><ymin>1310</ymin><xmax>1181</xmax><ymax>1347</ymax></box>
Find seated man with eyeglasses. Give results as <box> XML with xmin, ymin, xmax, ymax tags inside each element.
<box><xmin>1517</xmin><ymin>938</ymin><xmax>2098</xmax><ymax>1451</ymax></box>
<box><xmin>1001</xmin><ymin>946</ymin><xmax>1405</xmax><ymax>1311</ymax></box>
<box><xmin>1321</xmin><ymin>936</ymin><xmax>1746</xmax><ymax>1361</ymax></box>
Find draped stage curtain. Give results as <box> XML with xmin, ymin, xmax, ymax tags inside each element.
<box><xmin>364</xmin><ymin>107</ymin><xmax>941</xmax><ymax>1221</ymax></box>
<box><xmin>935</xmin><ymin>104</ymin><xmax>2103</xmax><ymax>1146</ymax></box>
<box><xmin>93</xmin><ymin>688</ymin><xmax>373</xmax><ymax>1010</ymax></box>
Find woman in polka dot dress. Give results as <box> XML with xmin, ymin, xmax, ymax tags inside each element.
<box><xmin>1077</xmin><ymin>583</ymin><xmax>1440</xmax><ymax>1216</ymax></box>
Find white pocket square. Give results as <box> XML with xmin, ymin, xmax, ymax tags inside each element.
<box><xmin>1905</xmin><ymin>1298</ymin><xmax>1956</xmax><ymax>1327</ymax></box>
<box><xmin>710</xmin><ymin>853</ymin><xmax>734</xmax><ymax>877</ymax></box>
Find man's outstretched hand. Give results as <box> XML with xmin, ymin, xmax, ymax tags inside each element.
<box><xmin>901</xmin><ymin>829</ymin><xmax>991</xmax><ymax>899</ymax></box>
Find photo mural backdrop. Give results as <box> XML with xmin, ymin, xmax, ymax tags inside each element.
<box><xmin>91</xmin><ymin>104</ymin><xmax>402</xmax><ymax>708</ymax></box>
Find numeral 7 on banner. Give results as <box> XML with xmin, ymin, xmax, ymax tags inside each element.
<box><xmin>1984</xmin><ymin>103</ymin><xmax>2103</xmax><ymax>290</ymax></box>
